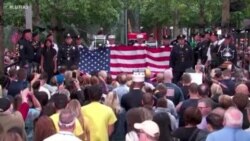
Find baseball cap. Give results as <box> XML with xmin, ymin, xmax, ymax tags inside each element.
<box><xmin>0</xmin><ymin>98</ymin><xmax>11</xmax><ymax>112</ymax></box>
<box><xmin>132</xmin><ymin>70</ymin><xmax>145</xmax><ymax>82</ymax></box>
<box><xmin>134</xmin><ymin>120</ymin><xmax>160</xmax><ymax>138</ymax></box>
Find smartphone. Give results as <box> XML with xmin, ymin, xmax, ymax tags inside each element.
<box><xmin>72</xmin><ymin>71</ymin><xmax>77</xmax><ymax>79</ymax></box>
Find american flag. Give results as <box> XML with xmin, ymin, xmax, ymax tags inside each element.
<box><xmin>79</xmin><ymin>48</ymin><xmax>110</xmax><ymax>73</ymax></box>
<box><xmin>79</xmin><ymin>46</ymin><xmax>171</xmax><ymax>77</ymax></box>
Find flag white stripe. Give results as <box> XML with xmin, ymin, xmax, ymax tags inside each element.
<box><xmin>111</xmin><ymin>50</ymin><xmax>170</xmax><ymax>57</ymax></box>
<box><xmin>110</xmin><ymin>58</ymin><xmax>146</xmax><ymax>64</ymax></box>
<box><xmin>110</xmin><ymin>67</ymin><xmax>166</xmax><ymax>73</ymax></box>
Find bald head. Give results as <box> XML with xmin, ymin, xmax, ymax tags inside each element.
<box><xmin>235</xmin><ymin>83</ymin><xmax>249</xmax><ymax>95</ymax></box>
<box><xmin>163</xmin><ymin>69</ymin><xmax>173</xmax><ymax>82</ymax></box>
<box><xmin>156</xmin><ymin>72</ymin><xmax>164</xmax><ymax>83</ymax></box>
<box><xmin>224</xmin><ymin>107</ymin><xmax>243</xmax><ymax>128</ymax></box>
<box><xmin>98</xmin><ymin>70</ymin><xmax>107</xmax><ymax>79</ymax></box>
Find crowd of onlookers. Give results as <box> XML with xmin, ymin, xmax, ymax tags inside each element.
<box><xmin>1</xmin><ymin>64</ymin><xmax>250</xmax><ymax>141</ymax></box>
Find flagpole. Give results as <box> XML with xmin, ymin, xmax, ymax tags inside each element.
<box><xmin>124</xmin><ymin>0</ymin><xmax>128</xmax><ymax>45</ymax></box>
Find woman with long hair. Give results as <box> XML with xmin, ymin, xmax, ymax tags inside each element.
<box><xmin>34</xmin><ymin>116</ymin><xmax>56</xmax><ymax>141</ymax></box>
<box><xmin>104</xmin><ymin>92</ymin><xmax>126</xmax><ymax>141</ymax></box>
<box><xmin>153</xmin><ymin>112</ymin><xmax>173</xmax><ymax>141</ymax></box>
<box><xmin>40</xmin><ymin>39</ymin><xmax>57</xmax><ymax>83</ymax></box>
<box><xmin>66</xmin><ymin>99</ymin><xmax>90</xmax><ymax>141</ymax></box>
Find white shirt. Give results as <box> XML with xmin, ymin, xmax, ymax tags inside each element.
<box><xmin>43</xmin><ymin>131</ymin><xmax>81</xmax><ymax>141</ymax></box>
<box><xmin>53</xmin><ymin>43</ymin><xmax>59</xmax><ymax>53</ymax></box>
<box><xmin>39</xmin><ymin>86</ymin><xmax>51</xmax><ymax>99</ymax></box>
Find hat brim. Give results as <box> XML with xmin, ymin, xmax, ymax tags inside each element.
<box><xmin>134</xmin><ymin>123</ymin><xmax>143</xmax><ymax>130</ymax></box>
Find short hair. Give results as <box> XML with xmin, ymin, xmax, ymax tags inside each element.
<box><xmin>233</xmin><ymin>93</ymin><xmax>249</xmax><ymax>110</ymax></box>
<box><xmin>51</xmin><ymin>94</ymin><xmax>68</xmax><ymax>110</ymax></box>
<box><xmin>156</xmin><ymin>98</ymin><xmax>167</xmax><ymax>108</ymax></box>
<box><xmin>184</xmin><ymin>107</ymin><xmax>202</xmax><ymax>125</ymax></box>
<box><xmin>39</xmin><ymin>72</ymin><xmax>48</xmax><ymax>81</ymax></box>
<box><xmin>198</xmin><ymin>98</ymin><xmax>213</xmax><ymax>108</ymax></box>
<box><xmin>224</xmin><ymin>107</ymin><xmax>243</xmax><ymax>128</ymax></box>
<box><xmin>118</xmin><ymin>73</ymin><xmax>127</xmax><ymax>85</ymax></box>
<box><xmin>189</xmin><ymin>83</ymin><xmax>199</xmax><ymax>94</ymax></box>
<box><xmin>35</xmin><ymin>91</ymin><xmax>48</xmax><ymax>107</ymax></box>
<box><xmin>87</xmin><ymin>85</ymin><xmax>103</xmax><ymax>101</ymax></box>
<box><xmin>181</xmin><ymin>73</ymin><xmax>191</xmax><ymax>84</ymax></box>
<box><xmin>17</xmin><ymin>68</ymin><xmax>27</xmax><ymax>81</ymax></box>
<box><xmin>206</xmin><ymin>113</ymin><xmax>223</xmax><ymax>130</ymax></box>
<box><xmin>218</xmin><ymin>95</ymin><xmax>234</xmax><ymax>109</ymax></box>
<box><xmin>198</xmin><ymin>84</ymin><xmax>210</xmax><ymax>97</ymax></box>
<box><xmin>59</xmin><ymin>109</ymin><xmax>76</xmax><ymax>129</ymax></box>
<box><xmin>155</xmin><ymin>84</ymin><xmax>167</xmax><ymax>97</ymax></box>
<box><xmin>214</xmin><ymin>68</ymin><xmax>222</xmax><ymax>78</ymax></box>
<box><xmin>8</xmin><ymin>68</ymin><xmax>17</xmax><ymax>78</ymax></box>
<box><xmin>142</xmin><ymin>93</ymin><xmax>154</xmax><ymax>106</ymax></box>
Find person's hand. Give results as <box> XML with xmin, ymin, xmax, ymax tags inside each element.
<box><xmin>58</xmin><ymin>84</ymin><xmax>65</xmax><ymax>91</ymax></box>
<box><xmin>74</xmin><ymin>79</ymin><xmax>81</xmax><ymax>90</ymax></box>
<box><xmin>53</xmin><ymin>68</ymin><xmax>57</xmax><ymax>73</ymax></box>
<box><xmin>20</xmin><ymin>88</ymin><xmax>32</xmax><ymax>103</ymax></box>
<box><xmin>40</xmin><ymin>66</ymin><xmax>44</xmax><ymax>72</ymax></box>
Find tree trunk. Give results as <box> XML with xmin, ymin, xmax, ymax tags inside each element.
<box><xmin>32</xmin><ymin>0</ymin><xmax>40</xmax><ymax>26</ymax></box>
<box><xmin>221</xmin><ymin>0</ymin><xmax>230</xmax><ymax>33</ymax></box>
<box><xmin>173</xmin><ymin>10</ymin><xmax>180</xmax><ymax>38</ymax></box>
<box><xmin>128</xmin><ymin>9</ymin><xmax>140</xmax><ymax>32</ymax></box>
<box><xmin>0</xmin><ymin>0</ymin><xmax>4</xmax><ymax>76</ymax></box>
<box><xmin>198</xmin><ymin>0</ymin><xmax>206</xmax><ymax>29</ymax></box>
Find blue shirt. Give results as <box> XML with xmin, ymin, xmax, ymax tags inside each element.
<box><xmin>206</xmin><ymin>127</ymin><xmax>250</xmax><ymax>141</ymax></box>
<box><xmin>113</xmin><ymin>84</ymin><xmax>129</xmax><ymax>101</ymax></box>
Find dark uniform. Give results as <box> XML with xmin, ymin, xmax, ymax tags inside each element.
<box><xmin>199</xmin><ymin>39</ymin><xmax>210</xmax><ymax>65</ymax></box>
<box><xmin>17</xmin><ymin>29</ymin><xmax>34</xmax><ymax>73</ymax></box>
<box><xmin>32</xmin><ymin>33</ymin><xmax>42</xmax><ymax>72</ymax></box>
<box><xmin>58</xmin><ymin>33</ymin><xmax>80</xmax><ymax>69</ymax></box>
<box><xmin>217</xmin><ymin>35</ymin><xmax>237</xmax><ymax>68</ymax></box>
<box><xmin>170</xmin><ymin>35</ymin><xmax>194</xmax><ymax>83</ymax></box>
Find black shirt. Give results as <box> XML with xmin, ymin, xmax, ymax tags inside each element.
<box><xmin>178</xmin><ymin>99</ymin><xmax>199</xmax><ymax>127</ymax></box>
<box><xmin>172</xmin><ymin>127</ymin><xmax>198</xmax><ymax>141</ymax></box>
<box><xmin>170</xmin><ymin>44</ymin><xmax>194</xmax><ymax>72</ymax></box>
<box><xmin>18</xmin><ymin>38</ymin><xmax>34</xmax><ymax>65</ymax></box>
<box><xmin>121</xmin><ymin>89</ymin><xmax>144</xmax><ymax>111</ymax></box>
<box><xmin>42</xmin><ymin>47</ymin><xmax>57</xmax><ymax>70</ymax></box>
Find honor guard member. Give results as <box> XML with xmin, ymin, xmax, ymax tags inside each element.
<box><xmin>75</xmin><ymin>35</ymin><xmax>85</xmax><ymax>49</ymax></box>
<box><xmin>58</xmin><ymin>33</ymin><xmax>80</xmax><ymax>70</ymax></box>
<box><xmin>17</xmin><ymin>29</ymin><xmax>34</xmax><ymax>74</ymax></box>
<box><xmin>199</xmin><ymin>31</ymin><xmax>211</xmax><ymax>65</ymax></box>
<box><xmin>170</xmin><ymin>34</ymin><xmax>194</xmax><ymax>83</ymax></box>
<box><xmin>133</xmin><ymin>34</ymin><xmax>146</xmax><ymax>47</ymax></box>
<box><xmin>170</xmin><ymin>34</ymin><xmax>190</xmax><ymax>46</ymax></box>
<box><xmin>106</xmin><ymin>35</ymin><xmax>116</xmax><ymax>47</ymax></box>
<box><xmin>217</xmin><ymin>34</ymin><xmax>237</xmax><ymax>69</ymax></box>
<box><xmin>161</xmin><ymin>35</ymin><xmax>172</xmax><ymax>48</ymax></box>
<box><xmin>193</xmin><ymin>33</ymin><xmax>202</xmax><ymax>68</ymax></box>
<box><xmin>206</xmin><ymin>32</ymin><xmax>220</xmax><ymax>69</ymax></box>
<box><xmin>146</xmin><ymin>33</ymin><xmax>158</xmax><ymax>47</ymax></box>
<box><xmin>32</xmin><ymin>32</ymin><xmax>42</xmax><ymax>72</ymax></box>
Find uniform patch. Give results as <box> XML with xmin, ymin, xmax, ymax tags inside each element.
<box><xmin>20</xmin><ymin>45</ymin><xmax>23</xmax><ymax>49</ymax></box>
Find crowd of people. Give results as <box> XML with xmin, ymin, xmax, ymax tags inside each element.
<box><xmin>1</xmin><ymin>28</ymin><xmax>250</xmax><ymax>141</ymax></box>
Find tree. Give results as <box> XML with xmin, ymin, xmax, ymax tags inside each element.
<box><xmin>221</xmin><ymin>0</ymin><xmax>230</xmax><ymax>32</ymax></box>
<box><xmin>0</xmin><ymin>0</ymin><xmax>3</xmax><ymax>76</ymax></box>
